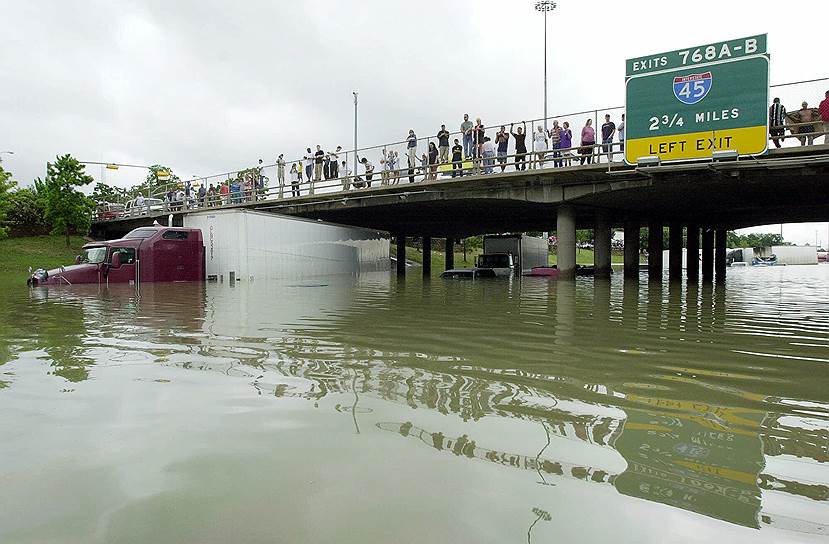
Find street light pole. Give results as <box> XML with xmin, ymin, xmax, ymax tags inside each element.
<box><xmin>353</xmin><ymin>92</ymin><xmax>359</xmax><ymax>179</ymax></box>
<box><xmin>534</xmin><ymin>1</ymin><xmax>557</xmax><ymax>131</ymax></box>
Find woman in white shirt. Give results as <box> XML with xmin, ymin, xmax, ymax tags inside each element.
<box><xmin>533</xmin><ymin>125</ymin><xmax>548</xmax><ymax>168</ymax></box>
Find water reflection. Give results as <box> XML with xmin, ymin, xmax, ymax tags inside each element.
<box><xmin>1</xmin><ymin>266</ymin><xmax>828</xmax><ymax>541</ymax></box>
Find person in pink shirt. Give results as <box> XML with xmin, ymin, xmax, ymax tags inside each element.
<box><xmin>819</xmin><ymin>91</ymin><xmax>829</xmax><ymax>144</ymax></box>
<box><xmin>579</xmin><ymin>119</ymin><xmax>596</xmax><ymax>165</ymax></box>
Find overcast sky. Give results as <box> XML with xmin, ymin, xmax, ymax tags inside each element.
<box><xmin>1</xmin><ymin>0</ymin><xmax>827</xmax><ymax>246</ymax></box>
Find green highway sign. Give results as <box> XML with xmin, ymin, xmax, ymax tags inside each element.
<box><xmin>625</xmin><ymin>35</ymin><xmax>769</xmax><ymax>164</ymax></box>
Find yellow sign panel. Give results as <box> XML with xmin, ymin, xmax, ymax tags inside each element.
<box><xmin>105</xmin><ymin>164</ymin><xmax>119</xmax><ymax>170</ymax></box>
<box><xmin>625</xmin><ymin>125</ymin><xmax>767</xmax><ymax>163</ymax></box>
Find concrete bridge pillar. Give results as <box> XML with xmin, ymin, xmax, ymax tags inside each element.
<box><xmin>594</xmin><ymin>215</ymin><xmax>612</xmax><ymax>279</ymax></box>
<box><xmin>701</xmin><ymin>228</ymin><xmax>714</xmax><ymax>283</ymax></box>
<box><xmin>669</xmin><ymin>223</ymin><xmax>683</xmax><ymax>282</ymax></box>
<box><xmin>556</xmin><ymin>206</ymin><xmax>576</xmax><ymax>281</ymax></box>
<box><xmin>422</xmin><ymin>237</ymin><xmax>432</xmax><ymax>278</ymax></box>
<box><xmin>396</xmin><ymin>236</ymin><xmax>406</xmax><ymax>277</ymax></box>
<box><xmin>648</xmin><ymin>222</ymin><xmax>663</xmax><ymax>281</ymax></box>
<box><xmin>445</xmin><ymin>238</ymin><xmax>455</xmax><ymax>270</ymax></box>
<box><xmin>624</xmin><ymin>222</ymin><xmax>640</xmax><ymax>280</ymax></box>
<box><xmin>686</xmin><ymin>224</ymin><xmax>700</xmax><ymax>283</ymax></box>
<box><xmin>715</xmin><ymin>229</ymin><xmax>727</xmax><ymax>283</ymax></box>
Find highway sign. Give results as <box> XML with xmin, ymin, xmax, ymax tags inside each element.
<box><xmin>625</xmin><ymin>35</ymin><xmax>769</xmax><ymax>164</ymax></box>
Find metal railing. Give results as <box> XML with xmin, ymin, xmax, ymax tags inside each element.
<box><xmin>93</xmin><ymin>76</ymin><xmax>829</xmax><ymax>222</ymax></box>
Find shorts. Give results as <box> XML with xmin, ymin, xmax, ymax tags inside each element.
<box><xmin>497</xmin><ymin>150</ymin><xmax>507</xmax><ymax>163</ymax></box>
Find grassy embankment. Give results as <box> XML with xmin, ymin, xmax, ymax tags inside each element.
<box><xmin>0</xmin><ymin>235</ymin><xmax>87</xmax><ymax>283</ymax></box>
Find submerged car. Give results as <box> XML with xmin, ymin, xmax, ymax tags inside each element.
<box><xmin>440</xmin><ymin>268</ymin><xmax>497</xmax><ymax>280</ymax></box>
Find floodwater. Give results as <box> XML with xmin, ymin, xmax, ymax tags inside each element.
<box><xmin>1</xmin><ymin>266</ymin><xmax>828</xmax><ymax>543</ymax></box>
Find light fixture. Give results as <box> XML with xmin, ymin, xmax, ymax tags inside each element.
<box><xmin>712</xmin><ymin>150</ymin><xmax>739</xmax><ymax>161</ymax></box>
<box><xmin>637</xmin><ymin>156</ymin><xmax>661</xmax><ymax>167</ymax></box>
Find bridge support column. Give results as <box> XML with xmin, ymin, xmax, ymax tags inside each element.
<box><xmin>594</xmin><ymin>215</ymin><xmax>612</xmax><ymax>279</ymax></box>
<box><xmin>624</xmin><ymin>222</ymin><xmax>640</xmax><ymax>280</ymax></box>
<box><xmin>422</xmin><ymin>237</ymin><xmax>432</xmax><ymax>278</ymax></box>
<box><xmin>715</xmin><ymin>229</ymin><xmax>727</xmax><ymax>283</ymax></box>
<box><xmin>556</xmin><ymin>206</ymin><xmax>576</xmax><ymax>281</ymax></box>
<box><xmin>445</xmin><ymin>238</ymin><xmax>455</xmax><ymax>271</ymax></box>
<box><xmin>686</xmin><ymin>224</ymin><xmax>699</xmax><ymax>283</ymax></box>
<box><xmin>648</xmin><ymin>222</ymin><xmax>663</xmax><ymax>282</ymax></box>
<box><xmin>701</xmin><ymin>228</ymin><xmax>714</xmax><ymax>283</ymax></box>
<box><xmin>396</xmin><ymin>236</ymin><xmax>406</xmax><ymax>277</ymax></box>
<box><xmin>669</xmin><ymin>223</ymin><xmax>683</xmax><ymax>282</ymax></box>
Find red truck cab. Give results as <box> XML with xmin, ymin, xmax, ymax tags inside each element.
<box><xmin>28</xmin><ymin>226</ymin><xmax>205</xmax><ymax>286</ymax></box>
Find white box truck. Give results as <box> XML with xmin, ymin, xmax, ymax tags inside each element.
<box><xmin>184</xmin><ymin>208</ymin><xmax>390</xmax><ymax>281</ymax></box>
<box><xmin>479</xmin><ymin>235</ymin><xmax>549</xmax><ymax>275</ymax></box>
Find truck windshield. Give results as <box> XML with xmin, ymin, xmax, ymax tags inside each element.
<box><xmin>81</xmin><ymin>247</ymin><xmax>107</xmax><ymax>264</ymax></box>
<box><xmin>477</xmin><ymin>254</ymin><xmax>512</xmax><ymax>268</ymax></box>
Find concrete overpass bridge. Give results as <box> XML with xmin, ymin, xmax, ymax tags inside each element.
<box><xmin>92</xmin><ymin>144</ymin><xmax>829</xmax><ymax>281</ymax></box>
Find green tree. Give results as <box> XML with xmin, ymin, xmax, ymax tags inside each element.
<box><xmin>5</xmin><ymin>187</ymin><xmax>48</xmax><ymax>234</ymax></box>
<box><xmin>91</xmin><ymin>181</ymin><xmax>127</xmax><ymax>204</ymax></box>
<box><xmin>727</xmin><ymin>231</ymin><xmax>787</xmax><ymax>248</ymax></box>
<box><xmin>38</xmin><ymin>155</ymin><xmax>95</xmax><ymax>246</ymax></box>
<box><xmin>0</xmin><ymin>165</ymin><xmax>17</xmax><ymax>239</ymax></box>
<box><xmin>138</xmin><ymin>164</ymin><xmax>180</xmax><ymax>198</ymax></box>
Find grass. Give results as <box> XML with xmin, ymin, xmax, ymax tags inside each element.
<box><xmin>404</xmin><ymin>246</ymin><xmax>643</xmax><ymax>276</ymax></box>
<box><xmin>0</xmin><ymin>235</ymin><xmax>88</xmax><ymax>283</ymax></box>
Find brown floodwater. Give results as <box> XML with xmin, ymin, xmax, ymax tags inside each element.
<box><xmin>0</xmin><ymin>265</ymin><xmax>827</xmax><ymax>543</ymax></box>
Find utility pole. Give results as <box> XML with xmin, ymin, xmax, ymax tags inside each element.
<box><xmin>353</xmin><ymin>92</ymin><xmax>359</xmax><ymax>180</ymax></box>
<box><xmin>534</xmin><ymin>1</ymin><xmax>557</xmax><ymax>131</ymax></box>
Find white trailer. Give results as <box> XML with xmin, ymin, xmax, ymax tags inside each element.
<box><xmin>184</xmin><ymin>208</ymin><xmax>389</xmax><ymax>281</ymax></box>
<box><xmin>757</xmin><ymin>246</ymin><xmax>818</xmax><ymax>265</ymax></box>
<box><xmin>482</xmin><ymin>235</ymin><xmax>548</xmax><ymax>274</ymax></box>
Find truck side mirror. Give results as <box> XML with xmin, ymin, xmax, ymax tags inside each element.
<box><xmin>75</xmin><ymin>255</ymin><xmax>82</xmax><ymax>265</ymax></box>
<box><xmin>111</xmin><ymin>252</ymin><xmax>122</xmax><ymax>269</ymax></box>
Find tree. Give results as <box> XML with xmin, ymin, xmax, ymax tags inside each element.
<box><xmin>727</xmin><ymin>231</ymin><xmax>787</xmax><ymax>248</ymax></box>
<box><xmin>0</xmin><ymin>165</ymin><xmax>17</xmax><ymax>239</ymax></box>
<box><xmin>91</xmin><ymin>181</ymin><xmax>127</xmax><ymax>204</ymax></box>
<box><xmin>39</xmin><ymin>155</ymin><xmax>95</xmax><ymax>246</ymax></box>
<box><xmin>138</xmin><ymin>164</ymin><xmax>180</xmax><ymax>198</ymax></box>
<box><xmin>5</xmin><ymin>187</ymin><xmax>48</xmax><ymax>235</ymax></box>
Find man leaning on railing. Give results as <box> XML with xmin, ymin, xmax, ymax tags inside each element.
<box><xmin>819</xmin><ymin>90</ymin><xmax>829</xmax><ymax>144</ymax></box>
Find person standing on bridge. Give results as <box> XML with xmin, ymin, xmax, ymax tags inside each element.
<box><xmin>290</xmin><ymin>163</ymin><xmax>300</xmax><ymax>197</ymax></box>
<box><xmin>340</xmin><ymin>160</ymin><xmax>351</xmax><ymax>191</ymax></box>
<box><xmin>406</xmin><ymin>129</ymin><xmax>418</xmax><ymax>170</ymax></box>
<box><xmin>277</xmin><ymin>154</ymin><xmax>286</xmax><ymax>198</ymax></box>
<box><xmin>532</xmin><ymin>125</ymin><xmax>548</xmax><ymax>168</ymax></box>
<box><xmin>560</xmin><ymin>122</ymin><xmax>573</xmax><ymax>166</ymax></box>
<box><xmin>481</xmin><ymin>137</ymin><xmax>496</xmax><ymax>175</ymax></box>
<box><xmin>601</xmin><ymin>115</ymin><xmax>616</xmax><ymax>162</ymax></box>
<box><xmin>549</xmin><ymin>121</ymin><xmax>562</xmax><ymax>167</ymax></box>
<box><xmin>580</xmin><ymin>119</ymin><xmax>596</xmax><ymax>165</ymax></box>
<box><xmin>496</xmin><ymin>126</ymin><xmax>509</xmax><ymax>173</ymax></box>
<box><xmin>427</xmin><ymin>142</ymin><xmax>439</xmax><ymax>180</ymax></box>
<box><xmin>329</xmin><ymin>146</ymin><xmax>341</xmax><ymax>179</ymax></box>
<box><xmin>472</xmin><ymin>118</ymin><xmax>485</xmax><ymax>159</ymax></box>
<box><xmin>618</xmin><ymin>114</ymin><xmax>626</xmax><ymax>153</ymax></box>
<box><xmin>437</xmin><ymin>125</ymin><xmax>451</xmax><ymax>163</ymax></box>
<box><xmin>819</xmin><ymin>91</ymin><xmax>829</xmax><ymax>144</ymax></box>
<box><xmin>358</xmin><ymin>156</ymin><xmax>374</xmax><ymax>187</ymax></box>
<box><xmin>451</xmin><ymin>138</ymin><xmax>464</xmax><ymax>177</ymax></box>
<box><xmin>314</xmin><ymin>145</ymin><xmax>324</xmax><ymax>190</ymax></box>
<box><xmin>796</xmin><ymin>102</ymin><xmax>817</xmax><ymax>146</ymax></box>
<box><xmin>461</xmin><ymin>114</ymin><xmax>474</xmax><ymax>159</ymax></box>
<box><xmin>769</xmin><ymin>98</ymin><xmax>787</xmax><ymax>149</ymax></box>
<box><xmin>304</xmin><ymin>148</ymin><xmax>313</xmax><ymax>184</ymax></box>
<box><xmin>510</xmin><ymin>123</ymin><xmax>527</xmax><ymax>171</ymax></box>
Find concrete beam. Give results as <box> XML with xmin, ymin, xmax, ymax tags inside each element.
<box><xmin>701</xmin><ymin>228</ymin><xmax>714</xmax><ymax>283</ymax></box>
<box><xmin>715</xmin><ymin>229</ymin><xmax>727</xmax><ymax>283</ymax></box>
<box><xmin>668</xmin><ymin>223</ymin><xmax>683</xmax><ymax>282</ymax></box>
<box><xmin>422</xmin><ymin>237</ymin><xmax>432</xmax><ymax>278</ymax></box>
<box><xmin>594</xmin><ymin>215</ymin><xmax>612</xmax><ymax>279</ymax></box>
<box><xmin>557</xmin><ymin>206</ymin><xmax>576</xmax><ymax>281</ymax></box>
<box><xmin>396</xmin><ymin>236</ymin><xmax>406</xmax><ymax>277</ymax></box>
<box><xmin>686</xmin><ymin>224</ymin><xmax>699</xmax><ymax>283</ymax></box>
<box><xmin>445</xmin><ymin>238</ymin><xmax>455</xmax><ymax>271</ymax></box>
<box><xmin>648</xmin><ymin>222</ymin><xmax>663</xmax><ymax>281</ymax></box>
<box><xmin>624</xmin><ymin>222</ymin><xmax>640</xmax><ymax>280</ymax></box>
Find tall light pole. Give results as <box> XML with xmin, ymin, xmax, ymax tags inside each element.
<box><xmin>534</xmin><ymin>1</ymin><xmax>556</xmax><ymax>130</ymax></box>
<box><xmin>353</xmin><ymin>92</ymin><xmax>359</xmax><ymax>179</ymax></box>
<box><xmin>0</xmin><ymin>150</ymin><xmax>13</xmax><ymax>164</ymax></box>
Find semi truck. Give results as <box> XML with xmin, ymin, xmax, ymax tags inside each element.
<box><xmin>28</xmin><ymin>226</ymin><xmax>205</xmax><ymax>286</ymax></box>
<box><xmin>476</xmin><ymin>234</ymin><xmax>549</xmax><ymax>275</ymax></box>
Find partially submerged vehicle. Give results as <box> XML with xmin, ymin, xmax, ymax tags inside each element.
<box><xmin>440</xmin><ymin>268</ymin><xmax>497</xmax><ymax>280</ymax></box>
<box><xmin>475</xmin><ymin>253</ymin><xmax>515</xmax><ymax>277</ymax></box>
<box><xmin>751</xmin><ymin>255</ymin><xmax>780</xmax><ymax>267</ymax></box>
<box><xmin>28</xmin><ymin>226</ymin><xmax>205</xmax><ymax>286</ymax></box>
